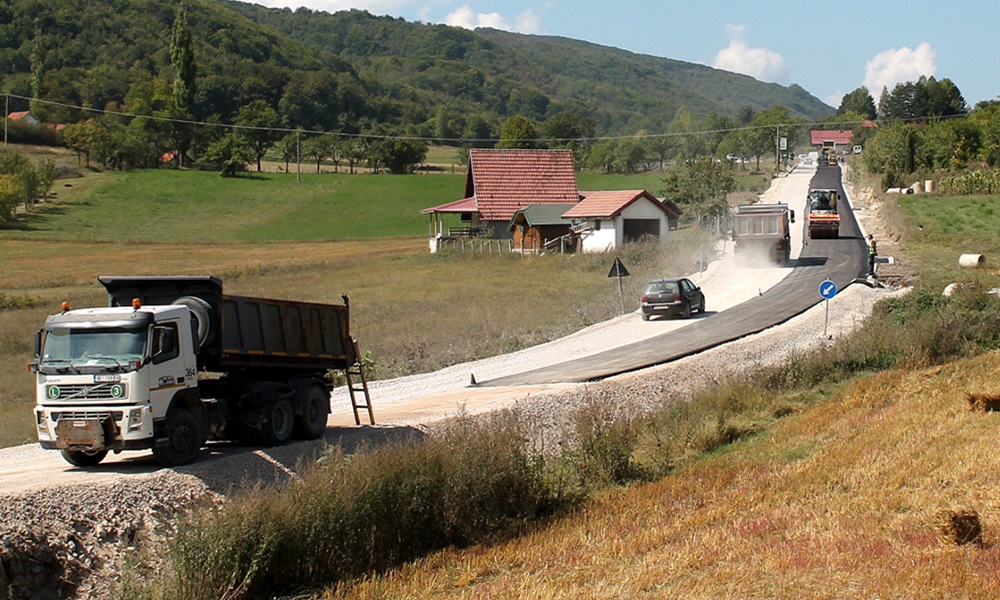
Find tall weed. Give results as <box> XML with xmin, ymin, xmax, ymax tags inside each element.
<box><xmin>566</xmin><ymin>395</ymin><xmax>647</xmax><ymax>487</ymax></box>
<box><xmin>155</xmin><ymin>411</ymin><xmax>556</xmax><ymax>600</ymax></box>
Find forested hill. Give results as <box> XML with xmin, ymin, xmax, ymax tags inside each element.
<box><xmin>1</xmin><ymin>0</ymin><xmax>833</xmax><ymax>139</ymax></box>
<box><xmin>224</xmin><ymin>2</ymin><xmax>834</xmax><ymax>131</ymax></box>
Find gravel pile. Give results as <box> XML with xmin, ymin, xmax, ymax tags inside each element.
<box><xmin>0</xmin><ymin>474</ymin><xmax>218</xmax><ymax>600</ymax></box>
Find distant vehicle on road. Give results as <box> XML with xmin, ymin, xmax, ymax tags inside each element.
<box><xmin>640</xmin><ymin>277</ymin><xmax>705</xmax><ymax>321</ymax></box>
<box><xmin>806</xmin><ymin>188</ymin><xmax>841</xmax><ymax>239</ymax></box>
<box><xmin>732</xmin><ymin>203</ymin><xmax>795</xmax><ymax>266</ymax></box>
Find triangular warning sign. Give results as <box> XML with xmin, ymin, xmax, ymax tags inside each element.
<box><xmin>608</xmin><ymin>256</ymin><xmax>630</xmax><ymax>278</ymax></box>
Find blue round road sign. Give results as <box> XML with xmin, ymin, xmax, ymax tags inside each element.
<box><xmin>819</xmin><ymin>279</ymin><xmax>837</xmax><ymax>300</ymax></box>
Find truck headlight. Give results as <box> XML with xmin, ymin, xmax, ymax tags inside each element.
<box><xmin>36</xmin><ymin>410</ymin><xmax>50</xmax><ymax>437</ymax></box>
<box><xmin>127</xmin><ymin>407</ymin><xmax>145</xmax><ymax>431</ymax></box>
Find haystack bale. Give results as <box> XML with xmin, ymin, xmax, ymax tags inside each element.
<box><xmin>935</xmin><ymin>508</ymin><xmax>983</xmax><ymax>546</ymax></box>
<box><xmin>966</xmin><ymin>393</ymin><xmax>1000</xmax><ymax>412</ymax></box>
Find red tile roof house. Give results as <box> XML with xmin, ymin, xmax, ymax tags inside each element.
<box><xmin>810</xmin><ymin>129</ymin><xmax>853</xmax><ymax>150</ymax></box>
<box><xmin>422</xmin><ymin>148</ymin><xmax>581</xmax><ymax>247</ymax></box>
<box><xmin>564</xmin><ymin>190</ymin><xmax>681</xmax><ymax>253</ymax></box>
<box><xmin>6</xmin><ymin>111</ymin><xmax>39</xmax><ymax>124</ymax></box>
<box><xmin>421</xmin><ymin>148</ymin><xmax>681</xmax><ymax>253</ymax></box>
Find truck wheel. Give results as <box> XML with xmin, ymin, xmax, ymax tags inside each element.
<box><xmin>259</xmin><ymin>397</ymin><xmax>295</xmax><ymax>446</ymax></box>
<box><xmin>60</xmin><ymin>449</ymin><xmax>108</xmax><ymax>467</ymax></box>
<box><xmin>294</xmin><ymin>384</ymin><xmax>329</xmax><ymax>440</ymax></box>
<box><xmin>152</xmin><ymin>408</ymin><xmax>203</xmax><ymax>467</ymax></box>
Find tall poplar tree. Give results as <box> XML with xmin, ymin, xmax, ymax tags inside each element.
<box><xmin>170</xmin><ymin>2</ymin><xmax>196</xmax><ymax>166</ymax></box>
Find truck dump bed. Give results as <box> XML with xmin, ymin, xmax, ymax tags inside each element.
<box><xmin>731</xmin><ymin>203</ymin><xmax>794</xmax><ymax>266</ymax></box>
<box><xmin>217</xmin><ymin>294</ymin><xmax>352</xmax><ymax>370</ymax></box>
<box><xmin>98</xmin><ymin>276</ymin><xmax>354</xmax><ymax>372</ymax></box>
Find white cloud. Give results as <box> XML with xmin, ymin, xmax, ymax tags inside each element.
<box><xmin>712</xmin><ymin>24</ymin><xmax>788</xmax><ymax>84</ymax></box>
<box><xmin>445</xmin><ymin>5</ymin><xmax>544</xmax><ymax>33</ymax></box>
<box><xmin>863</xmin><ymin>42</ymin><xmax>937</xmax><ymax>94</ymax></box>
<box><xmin>514</xmin><ymin>10</ymin><xmax>544</xmax><ymax>34</ymax></box>
<box><xmin>824</xmin><ymin>92</ymin><xmax>844</xmax><ymax>109</ymax></box>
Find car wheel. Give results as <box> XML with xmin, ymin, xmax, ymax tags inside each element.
<box><xmin>60</xmin><ymin>449</ymin><xmax>108</xmax><ymax>467</ymax></box>
<box><xmin>641</xmin><ymin>313</ymin><xmax>650</xmax><ymax>321</ymax></box>
<box><xmin>681</xmin><ymin>301</ymin><xmax>691</xmax><ymax>319</ymax></box>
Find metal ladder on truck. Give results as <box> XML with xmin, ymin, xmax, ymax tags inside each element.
<box><xmin>345</xmin><ymin>338</ymin><xmax>375</xmax><ymax>425</ymax></box>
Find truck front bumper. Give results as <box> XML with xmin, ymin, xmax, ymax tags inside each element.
<box><xmin>36</xmin><ymin>405</ymin><xmax>156</xmax><ymax>452</ymax></box>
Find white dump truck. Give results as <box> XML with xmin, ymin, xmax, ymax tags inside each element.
<box><xmin>31</xmin><ymin>276</ymin><xmax>362</xmax><ymax>467</ymax></box>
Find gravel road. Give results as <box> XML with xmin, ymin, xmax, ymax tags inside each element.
<box><xmin>0</xmin><ymin>164</ymin><xmax>903</xmax><ymax>599</ymax></box>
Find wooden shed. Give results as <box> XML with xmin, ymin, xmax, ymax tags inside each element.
<box><xmin>507</xmin><ymin>203</ymin><xmax>577</xmax><ymax>253</ymax></box>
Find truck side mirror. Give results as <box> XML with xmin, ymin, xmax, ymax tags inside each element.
<box><xmin>34</xmin><ymin>329</ymin><xmax>42</xmax><ymax>357</ymax></box>
<box><xmin>790</xmin><ymin>210</ymin><xmax>796</xmax><ymax>223</ymax></box>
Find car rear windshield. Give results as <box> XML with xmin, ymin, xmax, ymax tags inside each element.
<box><xmin>646</xmin><ymin>281</ymin><xmax>679</xmax><ymax>295</ymax></box>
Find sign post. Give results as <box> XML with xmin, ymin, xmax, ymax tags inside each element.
<box><xmin>608</xmin><ymin>257</ymin><xmax>630</xmax><ymax>315</ymax></box>
<box><xmin>818</xmin><ymin>279</ymin><xmax>837</xmax><ymax>337</ymax></box>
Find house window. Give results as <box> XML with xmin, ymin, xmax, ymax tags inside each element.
<box><xmin>594</xmin><ymin>219</ymin><xmax>601</xmax><ymax>231</ymax></box>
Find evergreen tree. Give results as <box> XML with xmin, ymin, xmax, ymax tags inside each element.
<box><xmin>170</xmin><ymin>1</ymin><xmax>197</xmax><ymax>166</ymax></box>
<box><xmin>924</xmin><ymin>77</ymin><xmax>967</xmax><ymax>117</ymax></box>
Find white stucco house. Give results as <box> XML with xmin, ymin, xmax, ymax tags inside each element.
<box><xmin>563</xmin><ymin>190</ymin><xmax>681</xmax><ymax>253</ymax></box>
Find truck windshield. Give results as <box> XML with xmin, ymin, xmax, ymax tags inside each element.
<box><xmin>41</xmin><ymin>327</ymin><xmax>148</xmax><ymax>370</ymax></box>
<box><xmin>809</xmin><ymin>192</ymin><xmax>835</xmax><ymax>211</ymax></box>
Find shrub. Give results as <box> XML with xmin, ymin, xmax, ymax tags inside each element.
<box><xmin>0</xmin><ymin>292</ymin><xmax>43</xmax><ymax>310</ymax></box>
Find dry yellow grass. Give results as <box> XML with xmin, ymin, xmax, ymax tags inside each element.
<box><xmin>0</xmin><ymin>238</ymin><xmax>422</xmax><ymax>292</ymax></box>
<box><xmin>324</xmin><ymin>352</ymin><xmax>1000</xmax><ymax>599</ymax></box>
<box><xmin>0</xmin><ymin>238</ymin><xmax>424</xmax><ymax>445</ymax></box>
<box><xmin>0</xmin><ymin>235</ymin><xmax>641</xmax><ymax>446</ymax></box>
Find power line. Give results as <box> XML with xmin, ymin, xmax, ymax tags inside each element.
<box><xmin>4</xmin><ymin>92</ymin><xmax>968</xmax><ymax>146</ymax></box>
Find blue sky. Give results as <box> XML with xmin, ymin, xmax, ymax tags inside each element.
<box><xmin>251</xmin><ymin>0</ymin><xmax>999</xmax><ymax>111</ymax></box>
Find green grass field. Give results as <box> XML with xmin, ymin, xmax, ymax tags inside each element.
<box><xmin>894</xmin><ymin>192</ymin><xmax>1000</xmax><ymax>290</ymax></box>
<box><xmin>9</xmin><ymin>169</ymin><xmax>467</xmax><ymax>242</ymax></box>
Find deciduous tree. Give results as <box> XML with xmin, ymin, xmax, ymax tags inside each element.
<box><xmin>660</xmin><ymin>155</ymin><xmax>735</xmax><ymax>225</ymax></box>
<box><xmin>200</xmin><ymin>133</ymin><xmax>253</xmax><ymax>177</ymax></box>
<box><xmin>498</xmin><ymin>115</ymin><xmax>538</xmax><ymax>149</ymax></box>
<box><xmin>235</xmin><ymin>100</ymin><xmax>284</xmax><ymax>172</ymax></box>
<box><xmin>838</xmin><ymin>87</ymin><xmax>877</xmax><ymax>120</ymax></box>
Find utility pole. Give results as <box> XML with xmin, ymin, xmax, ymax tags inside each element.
<box><xmin>774</xmin><ymin>125</ymin><xmax>780</xmax><ymax>173</ymax></box>
<box><xmin>296</xmin><ymin>130</ymin><xmax>301</xmax><ymax>183</ymax></box>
